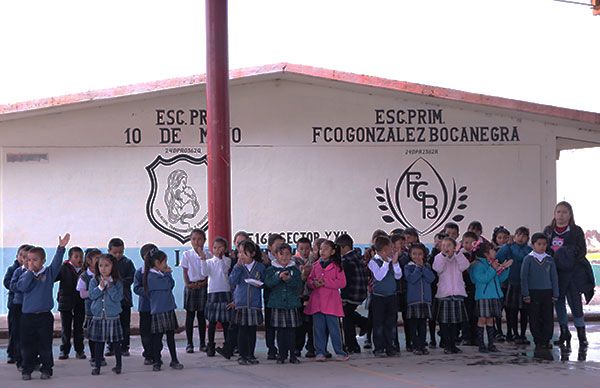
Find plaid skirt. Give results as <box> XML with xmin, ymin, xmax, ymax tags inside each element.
<box><xmin>88</xmin><ymin>316</ymin><xmax>123</xmax><ymax>343</ymax></box>
<box><xmin>83</xmin><ymin>315</ymin><xmax>93</xmax><ymax>339</ymax></box>
<box><xmin>406</xmin><ymin>302</ymin><xmax>432</xmax><ymax>320</ymax></box>
<box><xmin>151</xmin><ymin>310</ymin><xmax>179</xmax><ymax>334</ymax></box>
<box><xmin>271</xmin><ymin>308</ymin><xmax>301</xmax><ymax>328</ymax></box>
<box><xmin>184</xmin><ymin>286</ymin><xmax>207</xmax><ymax>312</ymax></box>
<box><xmin>505</xmin><ymin>284</ymin><xmax>525</xmax><ymax>309</ymax></box>
<box><xmin>205</xmin><ymin>292</ymin><xmax>233</xmax><ymax>323</ymax></box>
<box><xmin>233</xmin><ymin>307</ymin><xmax>264</xmax><ymax>326</ymax></box>
<box><xmin>435</xmin><ymin>297</ymin><xmax>468</xmax><ymax>324</ymax></box>
<box><xmin>476</xmin><ymin>298</ymin><xmax>503</xmax><ymax>318</ymax></box>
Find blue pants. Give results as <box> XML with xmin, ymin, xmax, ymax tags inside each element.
<box><xmin>21</xmin><ymin>312</ymin><xmax>54</xmax><ymax>375</ymax></box>
<box><xmin>555</xmin><ymin>283</ymin><xmax>585</xmax><ymax>328</ymax></box>
<box><xmin>313</xmin><ymin>313</ymin><xmax>346</xmax><ymax>357</ymax></box>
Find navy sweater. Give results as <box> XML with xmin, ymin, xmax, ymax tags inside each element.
<box><xmin>147</xmin><ymin>270</ymin><xmax>177</xmax><ymax>314</ymax></box>
<box><xmin>3</xmin><ymin>260</ymin><xmax>19</xmax><ymax>308</ymax></box>
<box><xmin>520</xmin><ymin>253</ymin><xmax>559</xmax><ymax>299</ymax></box>
<box><xmin>17</xmin><ymin>247</ymin><xmax>66</xmax><ymax>314</ymax></box>
<box><xmin>133</xmin><ymin>267</ymin><xmax>150</xmax><ymax>312</ymax></box>
<box><xmin>10</xmin><ymin>266</ymin><xmax>26</xmax><ymax>305</ymax></box>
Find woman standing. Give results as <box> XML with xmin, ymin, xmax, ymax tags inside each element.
<box><xmin>543</xmin><ymin>201</ymin><xmax>595</xmax><ymax>351</ymax></box>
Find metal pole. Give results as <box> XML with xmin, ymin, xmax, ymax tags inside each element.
<box><xmin>206</xmin><ymin>0</ymin><xmax>231</xmax><ymax>246</ymax></box>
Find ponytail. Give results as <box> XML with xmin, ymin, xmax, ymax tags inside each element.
<box><xmin>143</xmin><ymin>247</ymin><xmax>163</xmax><ymax>295</ymax></box>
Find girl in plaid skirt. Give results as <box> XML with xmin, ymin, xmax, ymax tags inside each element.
<box><xmin>144</xmin><ymin>249</ymin><xmax>184</xmax><ymax>371</ymax></box>
<box><xmin>265</xmin><ymin>243</ymin><xmax>304</xmax><ymax>364</ymax></box>
<box><xmin>229</xmin><ymin>240</ymin><xmax>265</xmax><ymax>365</ymax></box>
<box><xmin>469</xmin><ymin>241</ymin><xmax>512</xmax><ymax>353</ymax></box>
<box><xmin>76</xmin><ymin>248</ymin><xmax>103</xmax><ymax>367</ymax></box>
<box><xmin>88</xmin><ymin>254</ymin><xmax>124</xmax><ymax>375</ymax></box>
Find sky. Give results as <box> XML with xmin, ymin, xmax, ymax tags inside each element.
<box><xmin>0</xmin><ymin>0</ymin><xmax>599</xmax><ymax>229</ymax></box>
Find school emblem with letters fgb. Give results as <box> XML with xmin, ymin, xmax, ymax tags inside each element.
<box><xmin>375</xmin><ymin>157</ymin><xmax>468</xmax><ymax>236</ymax></box>
<box><xmin>145</xmin><ymin>154</ymin><xmax>208</xmax><ymax>243</ymax></box>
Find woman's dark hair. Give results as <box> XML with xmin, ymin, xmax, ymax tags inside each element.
<box><xmin>143</xmin><ymin>249</ymin><xmax>167</xmax><ymax>294</ymax></box>
<box><xmin>409</xmin><ymin>243</ymin><xmax>429</xmax><ymax>259</ymax></box>
<box><xmin>321</xmin><ymin>239</ymin><xmax>342</xmax><ymax>269</ymax></box>
<box><xmin>94</xmin><ymin>254</ymin><xmax>121</xmax><ymax>282</ymax></box>
<box><xmin>492</xmin><ymin>226</ymin><xmax>511</xmax><ymax>246</ymax></box>
<box><xmin>550</xmin><ymin>201</ymin><xmax>576</xmax><ymax>229</ymax></box>
<box><xmin>238</xmin><ymin>239</ymin><xmax>262</xmax><ymax>262</ymax></box>
<box><xmin>83</xmin><ymin>248</ymin><xmax>102</xmax><ymax>270</ymax></box>
<box><xmin>474</xmin><ymin>241</ymin><xmax>494</xmax><ymax>258</ymax></box>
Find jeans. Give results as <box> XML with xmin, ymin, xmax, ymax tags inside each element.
<box><xmin>555</xmin><ymin>282</ymin><xmax>585</xmax><ymax>328</ymax></box>
<box><xmin>313</xmin><ymin>313</ymin><xmax>346</xmax><ymax>356</ymax></box>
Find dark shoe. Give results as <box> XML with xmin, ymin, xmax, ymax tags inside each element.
<box><xmin>577</xmin><ymin>327</ymin><xmax>588</xmax><ymax>349</ymax></box>
<box><xmin>101</xmin><ymin>359</ymin><xmax>107</xmax><ymax>366</ymax></box>
<box><xmin>215</xmin><ymin>346</ymin><xmax>232</xmax><ymax>360</ymax></box>
<box><xmin>304</xmin><ymin>351</ymin><xmax>316</xmax><ymax>358</ymax></box>
<box><xmin>22</xmin><ymin>374</ymin><xmax>32</xmax><ymax>381</ymax></box>
<box><xmin>363</xmin><ymin>340</ymin><xmax>372</xmax><ymax>349</ymax></box>
<box><xmin>451</xmin><ymin>346</ymin><xmax>463</xmax><ymax>354</ymax></box>
<box><xmin>186</xmin><ymin>344</ymin><xmax>194</xmax><ymax>353</ymax></box>
<box><xmin>153</xmin><ymin>364</ymin><xmax>161</xmax><ymax>372</ymax></box>
<box><xmin>373</xmin><ymin>351</ymin><xmax>388</xmax><ymax>358</ymax></box>
<box><xmin>359</xmin><ymin>326</ymin><xmax>368</xmax><ymax>337</ymax></box>
<box><xmin>91</xmin><ymin>368</ymin><xmax>100</xmax><ymax>376</ymax></box>
<box><xmin>76</xmin><ymin>352</ymin><xmax>87</xmax><ymax>360</ymax></box>
<box><xmin>477</xmin><ymin>327</ymin><xmax>488</xmax><ymax>353</ymax></box>
<box><xmin>422</xmin><ymin>348</ymin><xmax>430</xmax><ymax>355</ymax></box>
<box><xmin>112</xmin><ymin>367</ymin><xmax>121</xmax><ymax>374</ymax></box>
<box><xmin>58</xmin><ymin>352</ymin><xmax>69</xmax><ymax>360</ymax></box>
<box><xmin>40</xmin><ymin>372</ymin><xmax>51</xmax><ymax>380</ymax></box>
<box><xmin>276</xmin><ymin>358</ymin><xmax>285</xmax><ymax>364</ymax></box>
<box><xmin>206</xmin><ymin>343</ymin><xmax>216</xmax><ymax>357</ymax></box>
<box><xmin>238</xmin><ymin>357</ymin><xmax>250</xmax><ymax>365</ymax></box>
<box><xmin>506</xmin><ymin>334</ymin><xmax>515</xmax><ymax>343</ymax></box>
<box><xmin>144</xmin><ymin>358</ymin><xmax>154</xmax><ymax>366</ymax></box>
<box><xmin>325</xmin><ymin>352</ymin><xmax>332</xmax><ymax>359</ymax></box>
<box><xmin>429</xmin><ymin>340</ymin><xmax>437</xmax><ymax>349</ymax></box>
<box><xmin>248</xmin><ymin>356</ymin><xmax>260</xmax><ymax>365</ymax></box>
<box><xmin>199</xmin><ymin>344</ymin><xmax>208</xmax><ymax>352</ymax></box>
<box><xmin>444</xmin><ymin>348</ymin><xmax>454</xmax><ymax>354</ymax></box>
<box><xmin>105</xmin><ymin>350</ymin><xmax>114</xmax><ymax>357</ymax></box>
<box><xmin>289</xmin><ymin>357</ymin><xmax>301</xmax><ymax>364</ymax></box>
<box><xmin>486</xmin><ymin>326</ymin><xmax>497</xmax><ymax>352</ymax></box>
<box><xmin>267</xmin><ymin>353</ymin><xmax>278</xmax><ymax>360</ymax></box>
<box><xmin>488</xmin><ymin>344</ymin><xmax>499</xmax><ymax>352</ymax></box>
<box><xmin>7</xmin><ymin>357</ymin><xmax>16</xmax><ymax>364</ymax></box>
<box><xmin>294</xmin><ymin>350</ymin><xmax>302</xmax><ymax>357</ymax></box>
<box><xmin>413</xmin><ymin>349</ymin><xmax>424</xmax><ymax>355</ymax></box>
<box><xmin>544</xmin><ymin>343</ymin><xmax>553</xmax><ymax>350</ymax></box>
<box><xmin>170</xmin><ymin>362</ymin><xmax>184</xmax><ymax>370</ymax></box>
<box><xmin>386</xmin><ymin>350</ymin><xmax>399</xmax><ymax>357</ymax></box>
<box><xmin>122</xmin><ymin>350</ymin><xmax>130</xmax><ymax>357</ymax></box>
<box><xmin>495</xmin><ymin>334</ymin><xmax>506</xmax><ymax>343</ymax></box>
<box><xmin>554</xmin><ymin>325</ymin><xmax>572</xmax><ymax>350</ymax></box>
<box><xmin>406</xmin><ymin>346</ymin><xmax>414</xmax><ymax>353</ymax></box>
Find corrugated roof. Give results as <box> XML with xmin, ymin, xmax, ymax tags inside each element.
<box><xmin>1</xmin><ymin>63</ymin><xmax>599</xmax><ymax>125</ymax></box>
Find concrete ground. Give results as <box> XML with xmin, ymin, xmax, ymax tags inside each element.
<box><xmin>1</xmin><ymin>323</ymin><xmax>599</xmax><ymax>388</ymax></box>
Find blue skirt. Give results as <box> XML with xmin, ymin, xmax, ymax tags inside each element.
<box><xmin>88</xmin><ymin>316</ymin><xmax>123</xmax><ymax>343</ymax></box>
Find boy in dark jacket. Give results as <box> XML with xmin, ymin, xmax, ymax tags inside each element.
<box><xmin>336</xmin><ymin>234</ymin><xmax>368</xmax><ymax>353</ymax></box>
<box><xmin>56</xmin><ymin>246</ymin><xmax>86</xmax><ymax>359</ymax></box>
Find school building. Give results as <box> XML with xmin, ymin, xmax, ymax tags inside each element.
<box><xmin>1</xmin><ymin>63</ymin><xmax>599</xmax><ymax>314</ymax></box>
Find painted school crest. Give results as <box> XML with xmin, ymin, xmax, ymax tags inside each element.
<box><xmin>375</xmin><ymin>157</ymin><xmax>468</xmax><ymax>236</ymax></box>
<box><xmin>146</xmin><ymin>154</ymin><xmax>208</xmax><ymax>243</ymax></box>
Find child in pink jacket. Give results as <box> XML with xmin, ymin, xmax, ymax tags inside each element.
<box><xmin>304</xmin><ymin>240</ymin><xmax>348</xmax><ymax>361</ymax></box>
<box><xmin>433</xmin><ymin>237</ymin><xmax>470</xmax><ymax>355</ymax></box>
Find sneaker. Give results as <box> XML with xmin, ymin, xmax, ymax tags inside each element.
<box><xmin>144</xmin><ymin>358</ymin><xmax>154</xmax><ymax>365</ymax></box>
<box><xmin>186</xmin><ymin>345</ymin><xmax>194</xmax><ymax>354</ymax></box>
<box><xmin>305</xmin><ymin>351</ymin><xmax>316</xmax><ymax>358</ymax></box>
<box><xmin>76</xmin><ymin>352</ymin><xmax>87</xmax><ymax>360</ymax></box>
<box><xmin>170</xmin><ymin>362</ymin><xmax>184</xmax><ymax>370</ymax></box>
<box><xmin>112</xmin><ymin>367</ymin><xmax>121</xmax><ymax>374</ymax></box>
<box><xmin>363</xmin><ymin>340</ymin><xmax>372</xmax><ymax>350</ymax></box>
<box><xmin>58</xmin><ymin>352</ymin><xmax>69</xmax><ymax>360</ymax></box>
<box><xmin>22</xmin><ymin>374</ymin><xmax>32</xmax><ymax>381</ymax></box>
<box><xmin>315</xmin><ymin>354</ymin><xmax>327</xmax><ymax>362</ymax></box>
<box><xmin>40</xmin><ymin>372</ymin><xmax>51</xmax><ymax>380</ymax></box>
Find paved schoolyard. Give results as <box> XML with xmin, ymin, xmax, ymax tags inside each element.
<box><xmin>1</xmin><ymin>324</ymin><xmax>599</xmax><ymax>388</ymax></box>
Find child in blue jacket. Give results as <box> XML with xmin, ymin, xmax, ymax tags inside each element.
<box><xmin>469</xmin><ymin>241</ymin><xmax>512</xmax><ymax>353</ymax></box>
<box><xmin>404</xmin><ymin>243</ymin><xmax>435</xmax><ymax>355</ymax></box>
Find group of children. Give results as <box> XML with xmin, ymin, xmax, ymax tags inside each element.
<box><xmin>2</xmin><ymin>221</ymin><xmax>566</xmax><ymax>380</ymax></box>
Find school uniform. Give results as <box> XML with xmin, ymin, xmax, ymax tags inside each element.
<box><xmin>521</xmin><ymin>251</ymin><xmax>559</xmax><ymax>347</ymax></box>
<box><xmin>230</xmin><ymin>261</ymin><xmax>265</xmax><ymax>361</ymax></box>
<box><xmin>263</xmin><ymin>251</ymin><xmax>278</xmax><ymax>358</ymax></box>
<box><xmin>147</xmin><ymin>268</ymin><xmax>181</xmax><ymax>367</ymax></box>
<box><xmin>88</xmin><ymin>276</ymin><xmax>124</xmax><ymax>371</ymax></box>
<box><xmin>181</xmin><ymin>248</ymin><xmax>210</xmax><ymax>350</ymax></box>
<box><xmin>4</xmin><ymin>259</ymin><xmax>20</xmax><ymax>363</ymax></box>
<box><xmin>56</xmin><ymin>261</ymin><xmax>86</xmax><ymax>357</ymax></box>
<box><xmin>133</xmin><ymin>266</ymin><xmax>153</xmax><ymax>362</ymax></box>
<box><xmin>8</xmin><ymin>265</ymin><xmax>26</xmax><ymax>367</ymax></box>
<box><xmin>200</xmin><ymin>255</ymin><xmax>233</xmax><ymax>354</ymax></box>
<box><xmin>111</xmin><ymin>256</ymin><xmax>135</xmax><ymax>354</ymax></box>
<box><xmin>404</xmin><ymin>261</ymin><xmax>435</xmax><ymax>352</ymax></box>
<box><xmin>16</xmin><ymin>246</ymin><xmax>66</xmax><ymax>377</ymax></box>
<box><xmin>459</xmin><ymin>249</ymin><xmax>477</xmax><ymax>345</ymax></box>
<box><xmin>341</xmin><ymin>249</ymin><xmax>368</xmax><ymax>353</ymax></box>
<box><xmin>76</xmin><ymin>269</ymin><xmax>101</xmax><ymax>364</ymax></box>
<box><xmin>367</xmin><ymin>255</ymin><xmax>402</xmax><ymax>355</ymax></box>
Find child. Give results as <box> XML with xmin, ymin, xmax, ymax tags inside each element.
<box><xmin>491</xmin><ymin>226</ymin><xmax>511</xmax><ymax>342</ymax></box>
<box><xmin>305</xmin><ymin>239</ymin><xmax>349</xmax><ymax>361</ymax></box>
<box><xmin>426</xmin><ymin>232</ymin><xmax>446</xmax><ymax>348</ymax></box>
<box><xmin>294</xmin><ymin>237</ymin><xmax>314</xmax><ymax>357</ymax></box>
<box><xmin>76</xmin><ymin>248</ymin><xmax>104</xmax><ymax>367</ymax></box>
<box><xmin>181</xmin><ymin>229</ymin><xmax>210</xmax><ymax>353</ymax></box>
<box><xmin>405</xmin><ymin>243</ymin><xmax>435</xmax><ymax>355</ymax></box>
<box><xmin>458</xmin><ymin>232</ymin><xmax>478</xmax><ymax>346</ymax></box>
<box><xmin>133</xmin><ymin>244</ymin><xmax>157</xmax><ymax>365</ymax></box>
<box><xmin>265</xmin><ymin>243</ymin><xmax>303</xmax><ymax>364</ymax></box>
<box><xmin>443</xmin><ymin>222</ymin><xmax>460</xmax><ymax>241</ymax></box>
<box><xmin>497</xmin><ymin>227</ymin><xmax>532</xmax><ymax>345</ymax></box>
<box><xmin>106</xmin><ymin>238</ymin><xmax>136</xmax><ymax>357</ymax></box>
<box><xmin>391</xmin><ymin>233</ymin><xmax>410</xmax><ymax>352</ymax></box>
<box><xmin>6</xmin><ymin>244</ymin><xmax>32</xmax><ymax>369</ymax></box>
<box><xmin>88</xmin><ymin>254</ymin><xmax>124</xmax><ymax>375</ymax></box>
<box><xmin>144</xmin><ymin>249</ymin><xmax>184</xmax><ymax>371</ymax></box>
<box><xmin>362</xmin><ymin>230</ymin><xmax>388</xmax><ymax>350</ymax></box>
<box><xmin>263</xmin><ymin>233</ymin><xmax>285</xmax><ymax>359</ymax></box>
<box><xmin>336</xmin><ymin>233</ymin><xmax>368</xmax><ymax>354</ymax></box>
<box><xmin>56</xmin><ymin>246</ymin><xmax>86</xmax><ymax>360</ymax></box>
<box><xmin>200</xmin><ymin>237</ymin><xmax>233</xmax><ymax>357</ymax></box>
<box><xmin>433</xmin><ymin>237</ymin><xmax>470</xmax><ymax>354</ymax></box>
<box><xmin>367</xmin><ymin>236</ymin><xmax>402</xmax><ymax>357</ymax></box>
<box><xmin>17</xmin><ymin>234</ymin><xmax>70</xmax><ymax>380</ymax></box>
<box><xmin>228</xmin><ymin>240</ymin><xmax>265</xmax><ymax>364</ymax></box>
<box><xmin>521</xmin><ymin>233</ymin><xmax>559</xmax><ymax>350</ymax></box>
<box><xmin>470</xmin><ymin>240</ymin><xmax>512</xmax><ymax>353</ymax></box>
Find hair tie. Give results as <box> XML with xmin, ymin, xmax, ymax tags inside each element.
<box><xmin>471</xmin><ymin>240</ymin><xmax>481</xmax><ymax>253</ymax></box>
<box><xmin>149</xmin><ymin>247</ymin><xmax>159</xmax><ymax>258</ymax></box>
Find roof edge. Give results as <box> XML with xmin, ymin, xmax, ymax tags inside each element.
<box><xmin>1</xmin><ymin>62</ymin><xmax>599</xmax><ymax>126</ymax></box>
